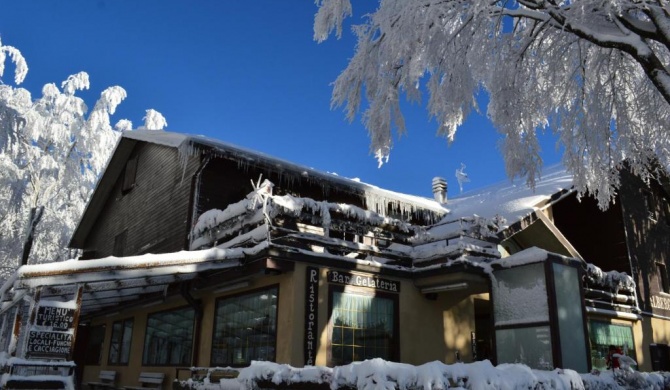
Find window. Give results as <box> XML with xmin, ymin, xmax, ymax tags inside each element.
<box><xmin>84</xmin><ymin>324</ymin><xmax>106</xmax><ymax>365</ymax></box>
<box><xmin>113</xmin><ymin>230</ymin><xmax>127</xmax><ymax>257</ymax></box>
<box><xmin>588</xmin><ymin>321</ymin><xmax>636</xmax><ymax>370</ymax></box>
<box><xmin>329</xmin><ymin>289</ymin><xmax>397</xmax><ymax>366</ymax></box>
<box><xmin>645</xmin><ymin>190</ymin><xmax>657</xmax><ymax>220</ymax></box>
<box><xmin>143</xmin><ymin>307</ymin><xmax>195</xmax><ymax>366</ymax></box>
<box><xmin>211</xmin><ymin>286</ymin><xmax>278</xmax><ymax>366</ymax></box>
<box><xmin>108</xmin><ymin>319</ymin><xmax>133</xmax><ymax>365</ymax></box>
<box><xmin>658</xmin><ymin>262</ymin><xmax>670</xmax><ymax>293</ymax></box>
<box><xmin>122</xmin><ymin>154</ymin><xmax>138</xmax><ymax>193</ymax></box>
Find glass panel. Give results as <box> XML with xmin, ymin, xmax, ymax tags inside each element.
<box><xmin>492</xmin><ymin>263</ymin><xmax>549</xmax><ymax>326</ymax></box>
<box><xmin>120</xmin><ymin>319</ymin><xmax>133</xmax><ymax>364</ymax></box>
<box><xmin>588</xmin><ymin>321</ymin><xmax>636</xmax><ymax>370</ymax></box>
<box><xmin>143</xmin><ymin>308</ymin><xmax>195</xmax><ymax>366</ymax></box>
<box><xmin>553</xmin><ymin>262</ymin><xmax>588</xmax><ymax>372</ymax></box>
<box><xmin>496</xmin><ymin>326</ymin><xmax>553</xmax><ymax>369</ymax></box>
<box><xmin>211</xmin><ymin>287</ymin><xmax>278</xmax><ymax>366</ymax></box>
<box><xmin>330</xmin><ymin>291</ymin><xmax>395</xmax><ymax>366</ymax></box>
<box><xmin>108</xmin><ymin>321</ymin><xmax>123</xmax><ymax>364</ymax></box>
<box><xmin>109</xmin><ymin>319</ymin><xmax>133</xmax><ymax>365</ymax></box>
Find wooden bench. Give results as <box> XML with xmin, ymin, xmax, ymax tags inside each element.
<box><xmin>123</xmin><ymin>372</ymin><xmax>165</xmax><ymax>390</ymax></box>
<box><xmin>87</xmin><ymin>370</ymin><xmax>117</xmax><ymax>390</ymax></box>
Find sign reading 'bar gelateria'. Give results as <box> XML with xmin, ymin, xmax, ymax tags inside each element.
<box><xmin>327</xmin><ymin>271</ymin><xmax>400</xmax><ymax>293</ymax></box>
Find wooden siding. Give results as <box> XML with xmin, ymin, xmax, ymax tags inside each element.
<box><xmin>618</xmin><ymin>170</ymin><xmax>670</xmax><ymax>315</ymax></box>
<box><xmin>194</xmin><ymin>157</ymin><xmax>365</xmax><ymax>219</ymax></box>
<box><xmin>82</xmin><ymin>143</ymin><xmax>200</xmax><ymax>258</ymax></box>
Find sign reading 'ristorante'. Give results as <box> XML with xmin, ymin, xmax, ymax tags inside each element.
<box><xmin>327</xmin><ymin>271</ymin><xmax>400</xmax><ymax>293</ymax></box>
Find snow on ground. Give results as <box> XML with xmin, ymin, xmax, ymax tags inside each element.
<box><xmin>178</xmin><ymin>359</ymin><xmax>670</xmax><ymax>390</ymax></box>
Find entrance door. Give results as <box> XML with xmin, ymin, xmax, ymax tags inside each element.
<box><xmin>650</xmin><ymin>344</ymin><xmax>670</xmax><ymax>371</ymax></box>
<box><xmin>474</xmin><ymin>298</ymin><xmax>492</xmax><ymax>361</ymax></box>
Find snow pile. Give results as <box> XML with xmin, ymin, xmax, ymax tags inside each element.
<box><xmin>180</xmin><ymin>359</ymin><xmax>670</xmax><ymax>390</ymax></box>
<box><xmin>0</xmin><ymin>355</ymin><xmax>76</xmax><ymax>390</ymax></box>
<box><xmin>191</xmin><ymin>180</ymin><xmax>418</xmax><ymax>251</ymax></box>
<box><xmin>192</xmin><ymin>199</ymin><xmax>253</xmax><ymax>239</ymax></box>
<box><xmin>585</xmin><ymin>263</ymin><xmax>636</xmax><ymax>294</ymax></box>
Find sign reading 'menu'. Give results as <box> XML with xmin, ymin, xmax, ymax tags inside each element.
<box><xmin>26</xmin><ymin>301</ymin><xmax>77</xmax><ymax>359</ymax></box>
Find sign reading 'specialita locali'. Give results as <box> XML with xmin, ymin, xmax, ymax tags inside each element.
<box><xmin>26</xmin><ymin>331</ymin><xmax>73</xmax><ymax>358</ymax></box>
<box><xmin>327</xmin><ymin>271</ymin><xmax>400</xmax><ymax>293</ymax></box>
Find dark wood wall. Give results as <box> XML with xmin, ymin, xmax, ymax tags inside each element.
<box><xmin>194</xmin><ymin>157</ymin><xmax>366</xmax><ymax>219</ymax></box>
<box><xmin>618</xmin><ymin>170</ymin><xmax>670</xmax><ymax>315</ymax></box>
<box><xmin>552</xmin><ymin>192</ymin><xmax>629</xmax><ymax>273</ymax></box>
<box><xmin>82</xmin><ymin>143</ymin><xmax>200</xmax><ymax>257</ymax></box>
<box><xmin>80</xmin><ymin>141</ymin><xmax>436</xmax><ymax>259</ymax></box>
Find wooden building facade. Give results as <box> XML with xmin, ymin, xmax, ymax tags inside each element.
<box><xmin>0</xmin><ymin>131</ymin><xmax>669</xmax><ymax>388</ymax></box>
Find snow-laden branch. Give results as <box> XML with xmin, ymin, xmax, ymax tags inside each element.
<box><xmin>315</xmin><ymin>0</ymin><xmax>670</xmax><ymax>207</ymax></box>
<box><xmin>0</xmin><ymin>38</ymin><xmax>28</xmax><ymax>85</ymax></box>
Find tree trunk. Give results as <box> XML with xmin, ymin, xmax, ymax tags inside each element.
<box><xmin>21</xmin><ymin>206</ymin><xmax>44</xmax><ymax>267</ymax></box>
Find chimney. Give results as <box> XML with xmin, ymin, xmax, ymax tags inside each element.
<box><xmin>432</xmin><ymin>177</ymin><xmax>447</xmax><ymax>204</ymax></box>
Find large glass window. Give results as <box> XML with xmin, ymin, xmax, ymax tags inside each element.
<box><xmin>588</xmin><ymin>321</ymin><xmax>636</xmax><ymax>370</ymax></box>
<box><xmin>143</xmin><ymin>307</ymin><xmax>195</xmax><ymax>366</ymax></box>
<box><xmin>330</xmin><ymin>290</ymin><xmax>397</xmax><ymax>366</ymax></box>
<box><xmin>496</xmin><ymin>326</ymin><xmax>553</xmax><ymax>369</ymax></box>
<box><xmin>108</xmin><ymin>319</ymin><xmax>133</xmax><ymax>365</ymax></box>
<box><xmin>211</xmin><ymin>286</ymin><xmax>278</xmax><ymax>366</ymax></box>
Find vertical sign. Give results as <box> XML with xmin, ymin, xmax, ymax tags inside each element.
<box><xmin>304</xmin><ymin>266</ymin><xmax>319</xmax><ymax>365</ymax></box>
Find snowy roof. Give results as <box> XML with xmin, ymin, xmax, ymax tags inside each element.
<box><xmin>0</xmin><ymin>245</ymin><xmax>267</xmax><ymax>316</ymax></box>
<box><xmin>123</xmin><ymin>130</ymin><xmax>448</xmax><ymax>215</ymax></box>
<box><xmin>444</xmin><ymin>164</ymin><xmax>574</xmax><ymax>226</ymax></box>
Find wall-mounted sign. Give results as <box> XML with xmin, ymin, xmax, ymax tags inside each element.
<box><xmin>305</xmin><ymin>266</ymin><xmax>319</xmax><ymax>366</ymax></box>
<box><xmin>650</xmin><ymin>295</ymin><xmax>670</xmax><ymax>311</ymax></box>
<box><xmin>327</xmin><ymin>271</ymin><xmax>400</xmax><ymax>293</ymax></box>
<box><xmin>26</xmin><ymin>331</ymin><xmax>73</xmax><ymax>359</ymax></box>
<box><xmin>35</xmin><ymin>306</ymin><xmax>76</xmax><ymax>331</ymax></box>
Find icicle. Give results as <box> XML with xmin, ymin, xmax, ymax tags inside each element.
<box><xmin>177</xmin><ymin>139</ymin><xmax>200</xmax><ymax>183</ymax></box>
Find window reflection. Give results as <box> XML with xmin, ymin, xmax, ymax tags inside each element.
<box><xmin>211</xmin><ymin>286</ymin><xmax>278</xmax><ymax>366</ymax></box>
<box><xmin>143</xmin><ymin>307</ymin><xmax>195</xmax><ymax>366</ymax></box>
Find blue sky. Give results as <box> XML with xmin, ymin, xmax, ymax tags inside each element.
<box><xmin>0</xmin><ymin>0</ymin><xmax>561</xmax><ymax>199</ymax></box>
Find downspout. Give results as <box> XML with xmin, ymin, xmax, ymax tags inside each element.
<box><xmin>187</xmin><ymin>154</ymin><xmax>212</xmax><ymax>250</ymax></box>
<box><xmin>181</xmin><ymin>283</ymin><xmax>203</xmax><ymax>366</ymax></box>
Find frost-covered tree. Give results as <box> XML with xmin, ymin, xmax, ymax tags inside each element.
<box><xmin>315</xmin><ymin>0</ymin><xmax>670</xmax><ymax>206</ymax></box>
<box><xmin>0</xmin><ymin>39</ymin><xmax>166</xmax><ymax>277</ymax></box>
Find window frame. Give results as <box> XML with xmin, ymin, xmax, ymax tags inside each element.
<box><xmin>327</xmin><ymin>285</ymin><xmax>399</xmax><ymax>367</ymax></box>
<box><xmin>142</xmin><ymin>305</ymin><xmax>196</xmax><ymax>367</ymax></box>
<box><xmin>210</xmin><ymin>284</ymin><xmax>280</xmax><ymax>367</ymax></box>
<box><xmin>587</xmin><ymin>320</ymin><xmax>636</xmax><ymax>370</ymax></box>
<box><xmin>122</xmin><ymin>153</ymin><xmax>139</xmax><ymax>194</ymax></box>
<box><xmin>108</xmin><ymin>318</ymin><xmax>133</xmax><ymax>366</ymax></box>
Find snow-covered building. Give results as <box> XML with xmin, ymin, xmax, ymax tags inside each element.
<box><xmin>0</xmin><ymin>130</ymin><xmax>668</xmax><ymax>388</ymax></box>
